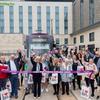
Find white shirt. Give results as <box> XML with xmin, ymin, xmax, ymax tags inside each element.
<box><xmin>10</xmin><ymin>60</ymin><xmax>17</xmax><ymax>74</ymax></box>
<box><xmin>36</xmin><ymin>63</ymin><xmax>40</xmax><ymax>71</ymax></box>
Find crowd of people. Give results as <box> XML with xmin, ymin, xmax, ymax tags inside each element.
<box><xmin>0</xmin><ymin>47</ymin><xmax>100</xmax><ymax>99</ymax></box>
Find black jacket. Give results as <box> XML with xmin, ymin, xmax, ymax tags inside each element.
<box><xmin>31</xmin><ymin>57</ymin><xmax>43</xmax><ymax>80</ymax></box>
<box><xmin>7</xmin><ymin>52</ymin><xmax>22</xmax><ymax>76</ymax></box>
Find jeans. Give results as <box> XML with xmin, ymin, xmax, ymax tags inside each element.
<box><xmin>10</xmin><ymin>75</ymin><xmax>18</xmax><ymax>96</ymax></box>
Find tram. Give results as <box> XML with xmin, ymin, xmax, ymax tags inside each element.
<box><xmin>26</xmin><ymin>33</ymin><xmax>54</xmax><ymax>57</ymax></box>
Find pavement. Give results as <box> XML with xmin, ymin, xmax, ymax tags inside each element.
<box><xmin>71</xmin><ymin>85</ymin><xmax>100</xmax><ymax>100</ymax></box>
<box><xmin>11</xmin><ymin>85</ymin><xmax>76</xmax><ymax>100</ymax></box>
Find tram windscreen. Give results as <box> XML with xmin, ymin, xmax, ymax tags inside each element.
<box><xmin>30</xmin><ymin>42</ymin><xmax>50</xmax><ymax>55</ymax></box>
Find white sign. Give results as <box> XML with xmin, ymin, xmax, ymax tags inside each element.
<box><xmin>28</xmin><ymin>74</ymin><xmax>33</xmax><ymax>84</ymax></box>
<box><xmin>0</xmin><ymin>89</ymin><xmax>10</xmax><ymax>100</ymax></box>
<box><xmin>81</xmin><ymin>85</ymin><xmax>90</xmax><ymax>99</ymax></box>
<box><xmin>49</xmin><ymin>74</ymin><xmax>58</xmax><ymax>84</ymax></box>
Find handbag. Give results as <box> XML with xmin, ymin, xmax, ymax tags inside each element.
<box><xmin>81</xmin><ymin>85</ymin><xmax>90</xmax><ymax>99</ymax></box>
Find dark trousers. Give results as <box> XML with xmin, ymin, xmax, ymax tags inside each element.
<box><xmin>72</xmin><ymin>75</ymin><xmax>81</xmax><ymax>90</ymax></box>
<box><xmin>62</xmin><ymin>82</ymin><xmax>69</xmax><ymax>94</ymax></box>
<box><xmin>10</xmin><ymin>75</ymin><xmax>18</xmax><ymax>96</ymax></box>
<box><xmin>95</xmin><ymin>73</ymin><xmax>99</xmax><ymax>84</ymax></box>
<box><xmin>0</xmin><ymin>79</ymin><xmax>7</xmax><ymax>91</ymax></box>
<box><xmin>53</xmin><ymin>82</ymin><xmax>60</xmax><ymax>94</ymax></box>
<box><xmin>85</xmin><ymin>77</ymin><xmax>95</xmax><ymax>96</ymax></box>
<box><xmin>33</xmin><ymin>79</ymin><xmax>41</xmax><ymax>97</ymax></box>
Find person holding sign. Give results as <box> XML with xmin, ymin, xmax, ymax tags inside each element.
<box><xmin>72</xmin><ymin>55</ymin><xmax>82</xmax><ymax>90</ymax></box>
<box><xmin>85</xmin><ymin>58</ymin><xmax>98</xmax><ymax>97</ymax></box>
<box><xmin>60</xmin><ymin>58</ymin><xmax>71</xmax><ymax>95</ymax></box>
<box><xmin>49</xmin><ymin>58</ymin><xmax>61</xmax><ymax>95</ymax></box>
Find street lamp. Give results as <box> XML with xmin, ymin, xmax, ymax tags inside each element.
<box><xmin>51</xmin><ymin>19</ymin><xmax>53</xmax><ymax>35</ymax></box>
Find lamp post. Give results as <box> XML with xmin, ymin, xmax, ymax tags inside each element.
<box><xmin>51</xmin><ymin>19</ymin><xmax>53</xmax><ymax>35</ymax></box>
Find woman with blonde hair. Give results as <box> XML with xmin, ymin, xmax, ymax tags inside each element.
<box><xmin>49</xmin><ymin>58</ymin><xmax>61</xmax><ymax>95</ymax></box>
<box><xmin>31</xmin><ymin>56</ymin><xmax>43</xmax><ymax>99</ymax></box>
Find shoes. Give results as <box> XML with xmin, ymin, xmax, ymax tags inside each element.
<box><xmin>56</xmin><ymin>92</ymin><xmax>59</xmax><ymax>95</ymax></box>
<box><xmin>38</xmin><ymin>97</ymin><xmax>40</xmax><ymax>99</ymax></box>
<box><xmin>53</xmin><ymin>92</ymin><xmax>57</xmax><ymax>95</ymax></box>
<box><xmin>96</xmin><ymin>96</ymin><xmax>100</xmax><ymax>99</ymax></box>
<box><xmin>91</xmin><ymin>94</ymin><xmax>94</xmax><ymax>97</ymax></box>
<box><xmin>79</xmin><ymin>87</ymin><xmax>81</xmax><ymax>90</ymax></box>
<box><xmin>34</xmin><ymin>97</ymin><xmax>37</xmax><ymax>99</ymax></box>
<box><xmin>62</xmin><ymin>92</ymin><xmax>65</xmax><ymax>95</ymax></box>
<box><xmin>41</xmin><ymin>89</ymin><xmax>44</xmax><ymax>92</ymax></box>
<box><xmin>15</xmin><ymin>96</ymin><xmax>18</xmax><ymax>99</ymax></box>
<box><xmin>45</xmin><ymin>88</ymin><xmax>48</xmax><ymax>92</ymax></box>
<box><xmin>66</xmin><ymin>92</ymin><xmax>69</xmax><ymax>95</ymax></box>
<box><xmin>10</xmin><ymin>95</ymin><xmax>14</xmax><ymax>98</ymax></box>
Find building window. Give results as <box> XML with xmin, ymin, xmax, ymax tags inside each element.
<box><xmin>89</xmin><ymin>0</ymin><xmax>94</xmax><ymax>25</ymax></box>
<box><xmin>80</xmin><ymin>35</ymin><xmax>84</xmax><ymax>43</ymax></box>
<box><xmin>80</xmin><ymin>0</ymin><xmax>84</xmax><ymax>28</ymax></box>
<box><xmin>64</xmin><ymin>7</ymin><xmax>68</xmax><ymax>34</ymax></box>
<box><xmin>9</xmin><ymin>6</ymin><xmax>14</xmax><ymax>33</ymax></box>
<box><xmin>37</xmin><ymin>6</ymin><xmax>42</xmax><ymax>32</ymax></box>
<box><xmin>0</xmin><ymin>6</ymin><xmax>4</xmax><ymax>33</ymax></box>
<box><xmin>19</xmin><ymin>6</ymin><xmax>23</xmax><ymax>33</ymax></box>
<box><xmin>73</xmin><ymin>37</ymin><xmax>76</xmax><ymax>44</ymax></box>
<box><xmin>64</xmin><ymin>38</ymin><xmax>68</xmax><ymax>44</ymax></box>
<box><xmin>89</xmin><ymin>32</ymin><xmax>95</xmax><ymax>41</ymax></box>
<box><xmin>46</xmin><ymin>6</ymin><xmax>50</xmax><ymax>34</ymax></box>
<box><xmin>28</xmin><ymin>6</ymin><xmax>32</xmax><ymax>34</ymax></box>
<box><xmin>55</xmin><ymin>6</ymin><xmax>59</xmax><ymax>34</ymax></box>
<box><xmin>56</xmin><ymin>38</ymin><xmax>59</xmax><ymax>44</ymax></box>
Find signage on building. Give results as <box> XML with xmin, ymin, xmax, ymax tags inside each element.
<box><xmin>0</xmin><ymin>2</ymin><xmax>14</xmax><ymax>6</ymax></box>
<box><xmin>32</xmin><ymin>39</ymin><xmax>47</xmax><ymax>43</ymax></box>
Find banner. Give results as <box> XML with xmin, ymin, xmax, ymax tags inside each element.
<box><xmin>81</xmin><ymin>85</ymin><xmax>90</xmax><ymax>99</ymax></box>
<box><xmin>0</xmin><ymin>70</ymin><xmax>93</xmax><ymax>74</ymax></box>
<box><xmin>0</xmin><ymin>89</ymin><xmax>10</xmax><ymax>100</ymax></box>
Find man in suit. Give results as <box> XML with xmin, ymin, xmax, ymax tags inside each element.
<box><xmin>31</xmin><ymin>55</ymin><xmax>43</xmax><ymax>99</ymax></box>
<box><xmin>7</xmin><ymin>50</ymin><xmax>22</xmax><ymax>99</ymax></box>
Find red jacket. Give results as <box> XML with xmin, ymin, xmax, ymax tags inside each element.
<box><xmin>0</xmin><ymin>63</ymin><xmax>9</xmax><ymax>79</ymax></box>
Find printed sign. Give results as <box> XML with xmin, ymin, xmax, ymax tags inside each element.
<box><xmin>49</xmin><ymin>74</ymin><xmax>58</xmax><ymax>84</ymax></box>
<box><xmin>0</xmin><ymin>89</ymin><xmax>10</xmax><ymax>100</ymax></box>
<box><xmin>81</xmin><ymin>85</ymin><xmax>90</xmax><ymax>99</ymax></box>
<box><xmin>28</xmin><ymin>74</ymin><xmax>33</xmax><ymax>84</ymax></box>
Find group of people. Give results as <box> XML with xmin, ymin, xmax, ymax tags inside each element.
<box><xmin>0</xmin><ymin>47</ymin><xmax>100</xmax><ymax>99</ymax></box>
